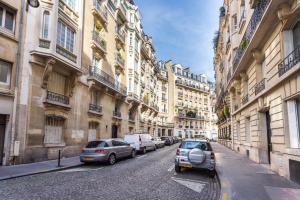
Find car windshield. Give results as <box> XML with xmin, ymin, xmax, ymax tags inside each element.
<box><xmin>179</xmin><ymin>141</ymin><xmax>212</xmax><ymax>151</ymax></box>
<box><xmin>160</xmin><ymin>137</ymin><xmax>168</xmax><ymax>140</ymax></box>
<box><xmin>86</xmin><ymin>141</ymin><xmax>108</xmax><ymax>148</ymax></box>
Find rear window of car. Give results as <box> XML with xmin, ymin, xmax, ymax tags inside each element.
<box><xmin>160</xmin><ymin>137</ymin><xmax>168</xmax><ymax>140</ymax></box>
<box><xmin>86</xmin><ymin>141</ymin><xmax>109</xmax><ymax>148</ymax></box>
<box><xmin>179</xmin><ymin>141</ymin><xmax>212</xmax><ymax>151</ymax></box>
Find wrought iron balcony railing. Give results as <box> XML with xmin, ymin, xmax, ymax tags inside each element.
<box><xmin>241</xmin><ymin>94</ymin><xmax>249</xmax><ymax>105</ymax></box>
<box><xmin>232</xmin><ymin>0</ymin><xmax>271</xmax><ymax>73</ymax></box>
<box><xmin>89</xmin><ymin>66</ymin><xmax>127</xmax><ymax>96</ymax></box>
<box><xmin>93</xmin><ymin>0</ymin><xmax>108</xmax><ymax>22</ymax></box>
<box><xmin>47</xmin><ymin>91</ymin><xmax>69</xmax><ymax>105</ymax></box>
<box><xmin>113</xmin><ymin>111</ymin><xmax>122</xmax><ymax>118</ymax></box>
<box><xmin>89</xmin><ymin>104</ymin><xmax>102</xmax><ymax>114</ymax></box>
<box><xmin>278</xmin><ymin>45</ymin><xmax>300</xmax><ymax>77</ymax></box>
<box><xmin>92</xmin><ymin>31</ymin><xmax>107</xmax><ymax>53</ymax></box>
<box><xmin>254</xmin><ymin>78</ymin><xmax>266</xmax><ymax>95</ymax></box>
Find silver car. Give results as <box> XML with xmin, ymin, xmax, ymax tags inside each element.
<box><xmin>174</xmin><ymin>139</ymin><xmax>216</xmax><ymax>177</ymax></box>
<box><xmin>80</xmin><ymin>139</ymin><xmax>136</xmax><ymax>165</ymax></box>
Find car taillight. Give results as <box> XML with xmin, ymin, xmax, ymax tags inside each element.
<box><xmin>211</xmin><ymin>152</ymin><xmax>215</xmax><ymax>160</ymax></box>
<box><xmin>176</xmin><ymin>149</ymin><xmax>180</xmax><ymax>155</ymax></box>
<box><xmin>95</xmin><ymin>148</ymin><xmax>107</xmax><ymax>153</ymax></box>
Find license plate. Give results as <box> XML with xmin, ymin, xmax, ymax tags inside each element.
<box><xmin>84</xmin><ymin>157</ymin><xmax>94</xmax><ymax>161</ymax></box>
<box><xmin>180</xmin><ymin>163</ymin><xmax>192</xmax><ymax>168</ymax></box>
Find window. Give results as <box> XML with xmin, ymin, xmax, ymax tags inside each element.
<box><xmin>129</xmin><ymin>78</ymin><xmax>132</xmax><ymax>91</ymax></box>
<box><xmin>86</xmin><ymin>140</ymin><xmax>108</xmax><ymax>148</ymax></box>
<box><xmin>293</xmin><ymin>22</ymin><xmax>300</xmax><ymax>49</ymax></box>
<box><xmin>232</xmin><ymin>14</ymin><xmax>238</xmax><ymax>32</ymax></box>
<box><xmin>44</xmin><ymin>116</ymin><xmax>64</xmax><ymax>144</ymax></box>
<box><xmin>245</xmin><ymin>117</ymin><xmax>251</xmax><ymax>142</ymax></box>
<box><xmin>57</xmin><ymin>21</ymin><xmax>75</xmax><ymax>52</ymax></box>
<box><xmin>0</xmin><ymin>4</ymin><xmax>15</xmax><ymax>31</ymax></box>
<box><xmin>92</xmin><ymin>56</ymin><xmax>100</xmax><ymax>68</ymax></box>
<box><xmin>287</xmin><ymin>100</ymin><xmax>300</xmax><ymax>148</ymax></box>
<box><xmin>48</xmin><ymin>71</ymin><xmax>67</xmax><ymax>95</ymax></box>
<box><xmin>0</xmin><ymin>60</ymin><xmax>11</xmax><ymax>86</ymax></box>
<box><xmin>88</xmin><ymin>122</ymin><xmax>98</xmax><ymax>142</ymax></box>
<box><xmin>42</xmin><ymin>11</ymin><xmax>50</xmax><ymax>39</ymax></box>
<box><xmin>64</xmin><ymin>0</ymin><xmax>76</xmax><ymax>10</ymax></box>
<box><xmin>91</xmin><ymin>90</ymin><xmax>100</xmax><ymax>105</ymax></box>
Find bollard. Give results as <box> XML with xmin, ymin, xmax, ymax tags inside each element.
<box><xmin>57</xmin><ymin>150</ymin><xmax>61</xmax><ymax>167</ymax></box>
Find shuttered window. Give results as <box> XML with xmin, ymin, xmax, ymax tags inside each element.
<box><xmin>88</xmin><ymin>122</ymin><xmax>98</xmax><ymax>142</ymax></box>
<box><xmin>287</xmin><ymin>100</ymin><xmax>300</xmax><ymax>148</ymax></box>
<box><xmin>48</xmin><ymin>72</ymin><xmax>66</xmax><ymax>95</ymax></box>
<box><xmin>44</xmin><ymin>117</ymin><xmax>64</xmax><ymax>144</ymax></box>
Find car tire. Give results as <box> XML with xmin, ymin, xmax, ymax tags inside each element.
<box><xmin>108</xmin><ymin>154</ymin><xmax>116</xmax><ymax>165</ymax></box>
<box><xmin>209</xmin><ymin>170</ymin><xmax>216</xmax><ymax>178</ymax></box>
<box><xmin>175</xmin><ymin>165</ymin><xmax>181</xmax><ymax>173</ymax></box>
<box><xmin>142</xmin><ymin>147</ymin><xmax>147</xmax><ymax>154</ymax></box>
<box><xmin>130</xmin><ymin>150</ymin><xmax>136</xmax><ymax>158</ymax></box>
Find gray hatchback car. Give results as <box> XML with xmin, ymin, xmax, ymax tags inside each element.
<box><xmin>80</xmin><ymin>139</ymin><xmax>136</xmax><ymax>165</ymax></box>
<box><xmin>175</xmin><ymin>139</ymin><xmax>216</xmax><ymax>177</ymax></box>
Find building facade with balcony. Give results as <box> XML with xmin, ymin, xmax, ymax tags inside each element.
<box><xmin>0</xmin><ymin>0</ymin><xmax>26</xmax><ymax>165</ymax></box>
<box><xmin>214</xmin><ymin>0</ymin><xmax>300</xmax><ymax>184</ymax></box>
<box><xmin>165</xmin><ymin>61</ymin><xmax>215</xmax><ymax>139</ymax></box>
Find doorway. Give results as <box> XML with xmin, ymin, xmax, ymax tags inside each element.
<box><xmin>266</xmin><ymin>111</ymin><xmax>272</xmax><ymax>164</ymax></box>
<box><xmin>0</xmin><ymin>115</ymin><xmax>6</xmax><ymax>165</ymax></box>
<box><xmin>112</xmin><ymin>124</ymin><xmax>118</xmax><ymax>138</ymax></box>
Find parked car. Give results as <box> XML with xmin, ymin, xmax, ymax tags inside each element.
<box><xmin>80</xmin><ymin>139</ymin><xmax>135</xmax><ymax>165</ymax></box>
<box><xmin>124</xmin><ymin>133</ymin><xmax>156</xmax><ymax>154</ymax></box>
<box><xmin>152</xmin><ymin>138</ymin><xmax>165</xmax><ymax>148</ymax></box>
<box><xmin>174</xmin><ymin>139</ymin><xmax>216</xmax><ymax>178</ymax></box>
<box><xmin>173</xmin><ymin>136</ymin><xmax>179</xmax><ymax>143</ymax></box>
<box><xmin>161</xmin><ymin>136</ymin><xmax>172</xmax><ymax>146</ymax></box>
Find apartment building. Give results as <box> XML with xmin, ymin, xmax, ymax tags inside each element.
<box><xmin>214</xmin><ymin>0</ymin><xmax>300</xmax><ymax>184</ymax></box>
<box><xmin>165</xmin><ymin>62</ymin><xmax>214</xmax><ymax>139</ymax></box>
<box><xmin>0</xmin><ymin>0</ymin><xmax>26</xmax><ymax>165</ymax></box>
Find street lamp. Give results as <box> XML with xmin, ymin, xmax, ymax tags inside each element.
<box><xmin>27</xmin><ymin>0</ymin><xmax>40</xmax><ymax>8</ymax></box>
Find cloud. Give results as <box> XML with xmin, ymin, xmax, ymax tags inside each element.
<box><xmin>135</xmin><ymin>0</ymin><xmax>223</xmax><ymax>81</ymax></box>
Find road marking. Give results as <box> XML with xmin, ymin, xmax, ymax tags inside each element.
<box><xmin>59</xmin><ymin>167</ymin><xmax>103</xmax><ymax>173</ymax></box>
<box><xmin>168</xmin><ymin>165</ymin><xmax>175</xmax><ymax>172</ymax></box>
<box><xmin>136</xmin><ymin>155</ymin><xmax>147</xmax><ymax>159</ymax></box>
<box><xmin>172</xmin><ymin>177</ymin><xmax>206</xmax><ymax>193</ymax></box>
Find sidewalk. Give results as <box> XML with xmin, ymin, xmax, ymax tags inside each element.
<box><xmin>0</xmin><ymin>156</ymin><xmax>82</xmax><ymax>181</ymax></box>
<box><xmin>211</xmin><ymin>143</ymin><xmax>300</xmax><ymax>200</ymax></box>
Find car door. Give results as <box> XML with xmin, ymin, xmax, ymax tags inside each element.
<box><xmin>121</xmin><ymin>141</ymin><xmax>132</xmax><ymax>157</ymax></box>
<box><xmin>111</xmin><ymin>140</ymin><xmax>123</xmax><ymax>158</ymax></box>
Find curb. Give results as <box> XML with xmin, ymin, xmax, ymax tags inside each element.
<box><xmin>0</xmin><ymin>163</ymin><xmax>83</xmax><ymax>181</ymax></box>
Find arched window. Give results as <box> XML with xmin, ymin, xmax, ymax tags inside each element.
<box><xmin>293</xmin><ymin>21</ymin><xmax>300</xmax><ymax>48</ymax></box>
<box><xmin>42</xmin><ymin>11</ymin><xmax>50</xmax><ymax>39</ymax></box>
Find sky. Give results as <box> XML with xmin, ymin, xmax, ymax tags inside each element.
<box><xmin>134</xmin><ymin>0</ymin><xmax>223</xmax><ymax>81</ymax></box>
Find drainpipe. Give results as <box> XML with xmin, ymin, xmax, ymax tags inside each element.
<box><xmin>10</xmin><ymin>0</ymin><xmax>25</xmax><ymax>165</ymax></box>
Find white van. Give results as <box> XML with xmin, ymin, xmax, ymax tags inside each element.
<box><xmin>124</xmin><ymin>133</ymin><xmax>156</xmax><ymax>154</ymax></box>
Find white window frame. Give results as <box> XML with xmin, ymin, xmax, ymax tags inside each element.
<box><xmin>0</xmin><ymin>4</ymin><xmax>15</xmax><ymax>32</ymax></box>
<box><xmin>42</xmin><ymin>11</ymin><xmax>50</xmax><ymax>39</ymax></box>
<box><xmin>57</xmin><ymin>20</ymin><xmax>75</xmax><ymax>52</ymax></box>
<box><xmin>44</xmin><ymin>116</ymin><xmax>64</xmax><ymax>145</ymax></box>
<box><xmin>0</xmin><ymin>60</ymin><xmax>12</xmax><ymax>86</ymax></box>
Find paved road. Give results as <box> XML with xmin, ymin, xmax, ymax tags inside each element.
<box><xmin>0</xmin><ymin>144</ymin><xmax>220</xmax><ymax>200</ymax></box>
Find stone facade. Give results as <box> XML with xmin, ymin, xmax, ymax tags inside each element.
<box><xmin>214</xmin><ymin>0</ymin><xmax>300</xmax><ymax>184</ymax></box>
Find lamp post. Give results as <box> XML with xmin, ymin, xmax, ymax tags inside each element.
<box><xmin>27</xmin><ymin>0</ymin><xmax>40</xmax><ymax>8</ymax></box>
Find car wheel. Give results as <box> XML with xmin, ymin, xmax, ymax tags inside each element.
<box><xmin>142</xmin><ymin>147</ymin><xmax>147</xmax><ymax>154</ymax></box>
<box><xmin>209</xmin><ymin>170</ymin><xmax>216</xmax><ymax>178</ymax></box>
<box><xmin>175</xmin><ymin>165</ymin><xmax>181</xmax><ymax>173</ymax></box>
<box><xmin>108</xmin><ymin>154</ymin><xmax>116</xmax><ymax>165</ymax></box>
<box><xmin>130</xmin><ymin>150</ymin><xmax>136</xmax><ymax>158</ymax></box>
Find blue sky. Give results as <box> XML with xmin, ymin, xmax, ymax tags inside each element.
<box><xmin>134</xmin><ymin>0</ymin><xmax>223</xmax><ymax>81</ymax></box>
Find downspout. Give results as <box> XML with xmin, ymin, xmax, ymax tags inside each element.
<box><xmin>10</xmin><ymin>0</ymin><xmax>25</xmax><ymax>165</ymax></box>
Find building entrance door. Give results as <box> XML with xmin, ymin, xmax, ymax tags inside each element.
<box><xmin>266</xmin><ymin>111</ymin><xmax>272</xmax><ymax>164</ymax></box>
<box><xmin>0</xmin><ymin>115</ymin><xmax>6</xmax><ymax>165</ymax></box>
<box><xmin>112</xmin><ymin>125</ymin><xmax>118</xmax><ymax>138</ymax></box>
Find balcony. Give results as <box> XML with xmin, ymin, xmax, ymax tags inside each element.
<box><xmin>232</xmin><ymin>0</ymin><xmax>271</xmax><ymax>73</ymax></box>
<box><xmin>92</xmin><ymin>31</ymin><xmax>107</xmax><ymax>54</ymax></box>
<box><xmin>241</xmin><ymin>94</ymin><xmax>249</xmax><ymax>105</ymax></box>
<box><xmin>115</xmin><ymin>53</ymin><xmax>125</xmax><ymax>70</ymax></box>
<box><xmin>89</xmin><ymin>66</ymin><xmax>127</xmax><ymax>96</ymax></box>
<box><xmin>39</xmin><ymin>39</ymin><xmax>50</xmax><ymax>49</ymax></box>
<box><xmin>46</xmin><ymin>91</ymin><xmax>70</xmax><ymax>108</ymax></box>
<box><xmin>92</xmin><ymin>0</ymin><xmax>108</xmax><ymax>24</ymax></box>
<box><xmin>89</xmin><ymin>104</ymin><xmax>103</xmax><ymax>115</ymax></box>
<box><xmin>278</xmin><ymin>45</ymin><xmax>300</xmax><ymax>77</ymax></box>
<box><xmin>59</xmin><ymin>0</ymin><xmax>79</xmax><ymax>24</ymax></box>
<box><xmin>115</xmin><ymin>27</ymin><xmax>126</xmax><ymax>44</ymax></box>
<box><xmin>255</xmin><ymin>78</ymin><xmax>266</xmax><ymax>95</ymax></box>
<box><xmin>175</xmin><ymin>80</ymin><xmax>209</xmax><ymax>93</ymax></box>
<box><xmin>113</xmin><ymin>111</ymin><xmax>122</xmax><ymax>119</ymax></box>
<box><xmin>56</xmin><ymin>45</ymin><xmax>77</xmax><ymax>63</ymax></box>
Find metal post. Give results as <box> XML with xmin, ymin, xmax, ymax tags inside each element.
<box><xmin>57</xmin><ymin>150</ymin><xmax>61</xmax><ymax>167</ymax></box>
